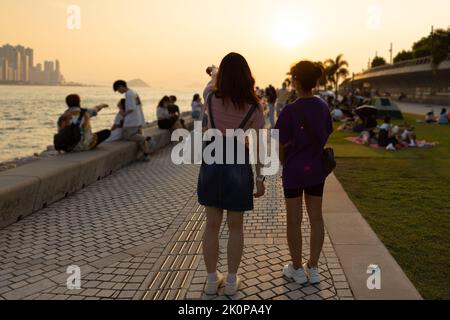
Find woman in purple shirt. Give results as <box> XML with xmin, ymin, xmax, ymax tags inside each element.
<box><xmin>275</xmin><ymin>61</ymin><xmax>333</xmax><ymax>285</ymax></box>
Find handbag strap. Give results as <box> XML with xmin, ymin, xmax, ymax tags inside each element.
<box><xmin>207</xmin><ymin>92</ymin><xmax>258</xmax><ymax>130</ymax></box>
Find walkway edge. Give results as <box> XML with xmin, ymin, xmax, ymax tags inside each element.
<box><xmin>323</xmin><ymin>173</ymin><xmax>423</xmax><ymax>300</ymax></box>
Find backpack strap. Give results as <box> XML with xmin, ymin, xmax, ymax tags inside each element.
<box><xmin>238</xmin><ymin>104</ymin><xmax>258</xmax><ymax>129</ymax></box>
<box><xmin>77</xmin><ymin>108</ymin><xmax>87</xmax><ymax>127</ymax></box>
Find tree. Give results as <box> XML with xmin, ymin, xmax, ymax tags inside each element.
<box><xmin>412</xmin><ymin>28</ymin><xmax>450</xmax><ymax>68</ymax></box>
<box><xmin>315</xmin><ymin>61</ymin><xmax>330</xmax><ymax>90</ymax></box>
<box><xmin>371</xmin><ymin>56</ymin><xmax>387</xmax><ymax>68</ymax></box>
<box><xmin>393</xmin><ymin>50</ymin><xmax>414</xmax><ymax>63</ymax></box>
<box><xmin>325</xmin><ymin>54</ymin><xmax>349</xmax><ymax>96</ymax></box>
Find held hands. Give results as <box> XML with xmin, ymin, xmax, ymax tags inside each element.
<box><xmin>254</xmin><ymin>181</ymin><xmax>266</xmax><ymax>198</ymax></box>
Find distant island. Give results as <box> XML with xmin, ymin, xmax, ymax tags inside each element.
<box><xmin>128</xmin><ymin>79</ymin><xmax>150</xmax><ymax>87</ymax></box>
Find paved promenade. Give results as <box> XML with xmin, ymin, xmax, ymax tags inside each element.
<box><xmin>0</xmin><ymin>143</ymin><xmax>354</xmax><ymax>300</ymax></box>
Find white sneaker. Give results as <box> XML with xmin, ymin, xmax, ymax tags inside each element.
<box><xmin>224</xmin><ymin>275</ymin><xmax>241</xmax><ymax>296</ymax></box>
<box><xmin>386</xmin><ymin>143</ymin><xmax>396</xmax><ymax>151</ymax></box>
<box><xmin>204</xmin><ymin>272</ymin><xmax>224</xmax><ymax>295</ymax></box>
<box><xmin>303</xmin><ymin>263</ymin><xmax>321</xmax><ymax>284</ymax></box>
<box><xmin>283</xmin><ymin>263</ymin><xmax>308</xmax><ymax>285</ymax></box>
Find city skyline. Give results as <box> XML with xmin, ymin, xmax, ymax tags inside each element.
<box><xmin>1</xmin><ymin>0</ymin><xmax>449</xmax><ymax>88</ymax></box>
<box><xmin>0</xmin><ymin>44</ymin><xmax>65</xmax><ymax>85</ymax></box>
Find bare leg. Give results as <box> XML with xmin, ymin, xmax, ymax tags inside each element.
<box><xmin>227</xmin><ymin>212</ymin><xmax>244</xmax><ymax>274</ymax></box>
<box><xmin>286</xmin><ymin>197</ymin><xmax>303</xmax><ymax>270</ymax></box>
<box><xmin>305</xmin><ymin>195</ymin><xmax>324</xmax><ymax>268</ymax></box>
<box><xmin>203</xmin><ymin>207</ymin><xmax>224</xmax><ymax>274</ymax></box>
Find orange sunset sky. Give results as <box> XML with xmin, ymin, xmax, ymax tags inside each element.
<box><xmin>1</xmin><ymin>0</ymin><xmax>449</xmax><ymax>89</ymax></box>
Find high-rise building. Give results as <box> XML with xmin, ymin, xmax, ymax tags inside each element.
<box><xmin>0</xmin><ymin>58</ymin><xmax>4</xmax><ymax>81</ymax></box>
<box><xmin>24</xmin><ymin>48</ymin><xmax>33</xmax><ymax>82</ymax></box>
<box><xmin>44</xmin><ymin>60</ymin><xmax>55</xmax><ymax>83</ymax></box>
<box><xmin>2</xmin><ymin>58</ymin><xmax>10</xmax><ymax>81</ymax></box>
<box><xmin>0</xmin><ymin>44</ymin><xmax>64</xmax><ymax>84</ymax></box>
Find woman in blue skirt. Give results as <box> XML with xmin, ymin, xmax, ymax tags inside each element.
<box><xmin>198</xmin><ymin>53</ymin><xmax>266</xmax><ymax>296</ymax></box>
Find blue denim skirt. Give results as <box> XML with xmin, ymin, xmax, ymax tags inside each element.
<box><xmin>198</xmin><ymin>162</ymin><xmax>254</xmax><ymax>212</ymax></box>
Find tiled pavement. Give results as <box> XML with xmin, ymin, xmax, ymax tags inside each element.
<box><xmin>0</xmin><ymin>144</ymin><xmax>354</xmax><ymax>300</ymax></box>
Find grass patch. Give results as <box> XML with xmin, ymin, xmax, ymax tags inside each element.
<box><xmin>327</xmin><ymin>113</ymin><xmax>450</xmax><ymax>300</ymax></box>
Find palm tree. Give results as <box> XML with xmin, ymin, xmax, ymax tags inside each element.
<box><xmin>315</xmin><ymin>61</ymin><xmax>329</xmax><ymax>90</ymax></box>
<box><xmin>325</xmin><ymin>54</ymin><xmax>350</xmax><ymax>96</ymax></box>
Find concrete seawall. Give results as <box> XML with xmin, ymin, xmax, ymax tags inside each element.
<box><xmin>0</xmin><ymin>117</ymin><xmax>193</xmax><ymax>230</ymax></box>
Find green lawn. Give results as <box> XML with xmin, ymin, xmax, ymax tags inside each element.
<box><xmin>327</xmin><ymin>113</ymin><xmax>450</xmax><ymax>300</ymax></box>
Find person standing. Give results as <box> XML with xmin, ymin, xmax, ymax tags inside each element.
<box><xmin>265</xmin><ymin>85</ymin><xmax>277</xmax><ymax>128</ymax></box>
<box><xmin>276</xmin><ymin>82</ymin><xmax>290</xmax><ymax>118</ymax></box>
<box><xmin>191</xmin><ymin>94</ymin><xmax>204</xmax><ymax>121</ymax></box>
<box><xmin>113</xmin><ymin>80</ymin><xmax>152</xmax><ymax>162</ymax></box>
<box><xmin>275</xmin><ymin>61</ymin><xmax>333</xmax><ymax>285</ymax></box>
<box><xmin>199</xmin><ymin>53</ymin><xmax>266</xmax><ymax>296</ymax></box>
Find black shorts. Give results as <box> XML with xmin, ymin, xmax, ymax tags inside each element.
<box><xmin>284</xmin><ymin>183</ymin><xmax>325</xmax><ymax>199</ymax></box>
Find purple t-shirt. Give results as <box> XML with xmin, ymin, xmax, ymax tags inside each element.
<box><xmin>275</xmin><ymin>96</ymin><xmax>333</xmax><ymax>189</ymax></box>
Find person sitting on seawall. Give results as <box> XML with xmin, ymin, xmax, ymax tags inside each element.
<box><xmin>56</xmin><ymin>94</ymin><xmax>111</xmax><ymax>153</ymax></box>
<box><xmin>168</xmin><ymin>95</ymin><xmax>186</xmax><ymax>129</ymax></box>
<box><xmin>438</xmin><ymin>108</ymin><xmax>449</xmax><ymax>125</ymax></box>
<box><xmin>157</xmin><ymin>96</ymin><xmax>183</xmax><ymax>130</ymax></box>
<box><xmin>378</xmin><ymin>116</ymin><xmax>401</xmax><ymax>150</ymax></box>
<box><xmin>113</xmin><ymin>80</ymin><xmax>153</xmax><ymax>162</ymax></box>
<box><xmin>191</xmin><ymin>94</ymin><xmax>204</xmax><ymax>121</ymax></box>
<box><xmin>105</xmin><ymin>99</ymin><xmax>126</xmax><ymax>143</ymax></box>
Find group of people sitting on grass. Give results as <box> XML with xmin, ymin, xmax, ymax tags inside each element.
<box><xmin>377</xmin><ymin>117</ymin><xmax>418</xmax><ymax>150</ymax></box>
<box><xmin>54</xmin><ymin>80</ymin><xmax>157</xmax><ymax>161</ymax></box>
<box><xmin>425</xmin><ymin>108</ymin><xmax>449</xmax><ymax>125</ymax></box>
<box><xmin>337</xmin><ymin>113</ymin><xmax>426</xmax><ymax>150</ymax></box>
<box><xmin>361</xmin><ymin>116</ymin><xmax>432</xmax><ymax>150</ymax></box>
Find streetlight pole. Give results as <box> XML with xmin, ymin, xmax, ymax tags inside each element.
<box><xmin>389</xmin><ymin>43</ymin><xmax>393</xmax><ymax>64</ymax></box>
<box><xmin>431</xmin><ymin>25</ymin><xmax>435</xmax><ymax>55</ymax></box>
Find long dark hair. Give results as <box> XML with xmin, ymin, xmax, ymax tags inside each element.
<box><xmin>215</xmin><ymin>52</ymin><xmax>260</xmax><ymax>111</ymax></box>
<box><xmin>158</xmin><ymin>96</ymin><xmax>171</xmax><ymax>108</ymax></box>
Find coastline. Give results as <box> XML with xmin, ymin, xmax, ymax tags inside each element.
<box><xmin>0</xmin><ymin>82</ymin><xmax>96</xmax><ymax>87</ymax></box>
<box><xmin>0</xmin><ymin>146</ymin><xmax>59</xmax><ymax>173</ymax></box>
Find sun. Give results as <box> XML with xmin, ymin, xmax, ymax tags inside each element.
<box><xmin>271</xmin><ymin>16</ymin><xmax>308</xmax><ymax>49</ymax></box>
